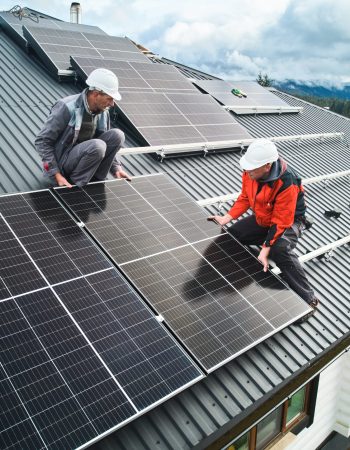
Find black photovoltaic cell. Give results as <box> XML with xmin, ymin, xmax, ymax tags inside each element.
<box><xmin>57</xmin><ymin>176</ymin><xmax>220</xmax><ymax>264</ymax></box>
<box><xmin>57</xmin><ymin>174</ymin><xmax>312</xmax><ymax>371</ymax></box>
<box><xmin>22</xmin><ymin>25</ymin><xmax>149</xmax><ymax>73</ymax></box>
<box><xmin>0</xmin><ymin>189</ymin><xmax>202</xmax><ymax>449</ymax></box>
<box><xmin>115</xmin><ymin>91</ymin><xmax>252</xmax><ymax>146</ymax></box>
<box><xmin>0</xmin><ymin>191</ymin><xmax>111</xmax><ymax>290</ymax></box>
<box><xmin>194</xmin><ymin>79</ymin><xmax>291</xmax><ymax>113</ymax></box>
<box><xmin>71</xmin><ymin>56</ymin><xmax>197</xmax><ymax>93</ymax></box>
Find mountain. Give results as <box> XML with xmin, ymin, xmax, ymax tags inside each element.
<box><xmin>274</xmin><ymin>80</ymin><xmax>350</xmax><ymax>100</ymax></box>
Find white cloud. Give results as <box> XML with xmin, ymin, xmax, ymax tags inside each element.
<box><xmin>1</xmin><ymin>0</ymin><xmax>350</xmax><ymax>84</ymax></box>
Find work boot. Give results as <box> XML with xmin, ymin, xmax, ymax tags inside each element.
<box><xmin>295</xmin><ymin>298</ymin><xmax>320</xmax><ymax>324</ymax></box>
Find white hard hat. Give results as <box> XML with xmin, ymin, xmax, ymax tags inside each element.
<box><xmin>86</xmin><ymin>68</ymin><xmax>121</xmax><ymax>102</ymax></box>
<box><xmin>240</xmin><ymin>139</ymin><xmax>278</xmax><ymax>170</ymax></box>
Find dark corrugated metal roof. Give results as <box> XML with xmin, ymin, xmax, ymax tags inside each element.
<box><xmin>0</xmin><ymin>17</ymin><xmax>349</xmax><ymax>450</ymax></box>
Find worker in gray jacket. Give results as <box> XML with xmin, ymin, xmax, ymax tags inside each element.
<box><xmin>35</xmin><ymin>68</ymin><xmax>130</xmax><ymax>188</ymax></box>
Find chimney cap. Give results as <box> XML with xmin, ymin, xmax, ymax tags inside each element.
<box><xmin>71</xmin><ymin>2</ymin><xmax>81</xmax><ymax>6</ymax></box>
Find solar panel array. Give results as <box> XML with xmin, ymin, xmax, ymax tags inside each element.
<box><xmin>0</xmin><ymin>11</ymin><xmax>106</xmax><ymax>48</ymax></box>
<box><xmin>22</xmin><ymin>25</ymin><xmax>150</xmax><ymax>74</ymax></box>
<box><xmin>0</xmin><ymin>190</ymin><xmax>202</xmax><ymax>449</ymax></box>
<box><xmin>116</xmin><ymin>91</ymin><xmax>253</xmax><ymax>146</ymax></box>
<box><xmin>194</xmin><ymin>79</ymin><xmax>295</xmax><ymax>114</ymax></box>
<box><xmin>71</xmin><ymin>56</ymin><xmax>198</xmax><ymax>93</ymax></box>
<box><xmin>57</xmin><ymin>174</ymin><xmax>311</xmax><ymax>372</ymax></box>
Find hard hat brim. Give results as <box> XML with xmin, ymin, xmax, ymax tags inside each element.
<box><xmin>239</xmin><ymin>154</ymin><xmax>263</xmax><ymax>170</ymax></box>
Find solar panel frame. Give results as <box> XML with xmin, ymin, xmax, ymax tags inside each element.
<box><xmin>56</xmin><ymin>175</ymin><xmax>312</xmax><ymax>371</ymax></box>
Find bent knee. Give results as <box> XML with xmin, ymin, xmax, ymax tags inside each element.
<box><xmin>109</xmin><ymin>128</ymin><xmax>125</xmax><ymax>147</ymax></box>
<box><xmin>88</xmin><ymin>139</ymin><xmax>107</xmax><ymax>159</ymax></box>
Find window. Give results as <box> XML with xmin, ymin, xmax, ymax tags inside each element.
<box><xmin>224</xmin><ymin>380</ymin><xmax>316</xmax><ymax>450</ymax></box>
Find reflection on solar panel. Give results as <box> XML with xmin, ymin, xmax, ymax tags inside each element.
<box><xmin>0</xmin><ymin>190</ymin><xmax>202</xmax><ymax>449</ymax></box>
<box><xmin>194</xmin><ymin>79</ymin><xmax>301</xmax><ymax>114</ymax></box>
<box><xmin>0</xmin><ymin>11</ymin><xmax>106</xmax><ymax>48</ymax></box>
<box><xmin>71</xmin><ymin>56</ymin><xmax>197</xmax><ymax>93</ymax></box>
<box><xmin>57</xmin><ymin>174</ymin><xmax>312</xmax><ymax>372</ymax></box>
<box><xmin>117</xmin><ymin>91</ymin><xmax>252</xmax><ymax>146</ymax></box>
<box><xmin>22</xmin><ymin>25</ymin><xmax>150</xmax><ymax>75</ymax></box>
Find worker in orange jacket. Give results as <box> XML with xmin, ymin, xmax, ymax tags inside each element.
<box><xmin>209</xmin><ymin>139</ymin><xmax>319</xmax><ymax>319</ymax></box>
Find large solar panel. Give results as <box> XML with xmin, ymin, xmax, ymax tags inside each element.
<box><xmin>71</xmin><ymin>56</ymin><xmax>198</xmax><ymax>93</ymax></box>
<box><xmin>22</xmin><ymin>25</ymin><xmax>150</xmax><ymax>75</ymax></box>
<box><xmin>0</xmin><ymin>190</ymin><xmax>202</xmax><ymax>449</ymax></box>
<box><xmin>116</xmin><ymin>91</ymin><xmax>252</xmax><ymax>146</ymax></box>
<box><xmin>0</xmin><ymin>11</ymin><xmax>106</xmax><ymax>48</ymax></box>
<box><xmin>194</xmin><ymin>79</ymin><xmax>299</xmax><ymax>114</ymax></box>
<box><xmin>56</xmin><ymin>175</ymin><xmax>312</xmax><ymax>372</ymax></box>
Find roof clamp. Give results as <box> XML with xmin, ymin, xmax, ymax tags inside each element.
<box><xmin>320</xmin><ymin>135</ymin><xmax>325</xmax><ymax>143</ymax></box>
<box><xmin>322</xmin><ymin>179</ymin><xmax>331</xmax><ymax>188</ymax></box>
<box><xmin>324</xmin><ymin>249</ymin><xmax>334</xmax><ymax>262</ymax></box>
<box><xmin>203</xmin><ymin>145</ymin><xmax>209</xmax><ymax>157</ymax></box>
<box><xmin>218</xmin><ymin>201</ymin><xmax>225</xmax><ymax>213</ymax></box>
<box><xmin>155</xmin><ymin>314</ymin><xmax>165</xmax><ymax>323</ymax></box>
<box><xmin>159</xmin><ymin>148</ymin><xmax>165</xmax><ymax>162</ymax></box>
<box><xmin>77</xmin><ymin>222</ymin><xmax>85</xmax><ymax>228</ymax></box>
<box><xmin>297</xmin><ymin>137</ymin><xmax>302</xmax><ymax>148</ymax></box>
<box><xmin>240</xmin><ymin>144</ymin><xmax>245</xmax><ymax>155</ymax></box>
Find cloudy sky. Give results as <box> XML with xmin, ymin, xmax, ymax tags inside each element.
<box><xmin>2</xmin><ymin>0</ymin><xmax>350</xmax><ymax>84</ymax></box>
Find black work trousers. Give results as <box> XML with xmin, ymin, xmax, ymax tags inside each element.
<box><xmin>229</xmin><ymin>215</ymin><xmax>316</xmax><ymax>304</ymax></box>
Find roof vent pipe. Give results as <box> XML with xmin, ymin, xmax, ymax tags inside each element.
<box><xmin>70</xmin><ymin>2</ymin><xmax>81</xmax><ymax>24</ymax></box>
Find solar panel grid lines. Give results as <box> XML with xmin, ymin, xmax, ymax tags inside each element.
<box><xmin>56</xmin><ymin>175</ymin><xmax>311</xmax><ymax>372</ymax></box>
<box><xmin>0</xmin><ymin>187</ymin><xmax>203</xmax><ymax>449</ymax></box>
<box><xmin>22</xmin><ymin>25</ymin><xmax>150</xmax><ymax>73</ymax></box>
<box><xmin>194</xmin><ymin>79</ymin><xmax>293</xmax><ymax>113</ymax></box>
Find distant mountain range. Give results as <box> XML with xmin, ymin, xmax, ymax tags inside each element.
<box><xmin>274</xmin><ymin>80</ymin><xmax>350</xmax><ymax>100</ymax></box>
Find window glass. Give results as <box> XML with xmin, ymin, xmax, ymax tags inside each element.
<box><xmin>256</xmin><ymin>406</ymin><xmax>283</xmax><ymax>450</ymax></box>
<box><xmin>286</xmin><ymin>386</ymin><xmax>306</xmax><ymax>425</ymax></box>
<box><xmin>227</xmin><ymin>432</ymin><xmax>249</xmax><ymax>450</ymax></box>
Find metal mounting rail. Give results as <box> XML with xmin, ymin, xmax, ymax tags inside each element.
<box><xmin>224</xmin><ymin>105</ymin><xmax>303</xmax><ymax>114</ymax></box>
<box><xmin>197</xmin><ymin>167</ymin><xmax>350</xmax><ymax>207</ymax></box>
<box><xmin>271</xmin><ymin>235</ymin><xmax>350</xmax><ymax>274</ymax></box>
<box><xmin>119</xmin><ymin>132</ymin><xmax>344</xmax><ymax>157</ymax></box>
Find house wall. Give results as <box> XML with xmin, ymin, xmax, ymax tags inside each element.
<box><xmin>286</xmin><ymin>351</ymin><xmax>349</xmax><ymax>450</ymax></box>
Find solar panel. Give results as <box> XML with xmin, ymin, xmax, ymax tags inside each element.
<box><xmin>116</xmin><ymin>91</ymin><xmax>252</xmax><ymax>146</ymax></box>
<box><xmin>71</xmin><ymin>56</ymin><xmax>197</xmax><ymax>92</ymax></box>
<box><xmin>0</xmin><ymin>189</ymin><xmax>202</xmax><ymax>449</ymax></box>
<box><xmin>22</xmin><ymin>25</ymin><xmax>150</xmax><ymax>75</ymax></box>
<box><xmin>0</xmin><ymin>11</ymin><xmax>106</xmax><ymax>49</ymax></box>
<box><xmin>194</xmin><ymin>79</ymin><xmax>299</xmax><ymax>114</ymax></box>
<box><xmin>56</xmin><ymin>175</ymin><xmax>312</xmax><ymax>372</ymax></box>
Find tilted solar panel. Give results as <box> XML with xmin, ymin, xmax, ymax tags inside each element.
<box><xmin>57</xmin><ymin>175</ymin><xmax>312</xmax><ymax>372</ymax></box>
<box><xmin>0</xmin><ymin>189</ymin><xmax>202</xmax><ymax>449</ymax></box>
<box><xmin>194</xmin><ymin>79</ymin><xmax>300</xmax><ymax>114</ymax></box>
<box><xmin>22</xmin><ymin>25</ymin><xmax>150</xmax><ymax>75</ymax></box>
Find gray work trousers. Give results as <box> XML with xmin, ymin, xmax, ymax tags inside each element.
<box><xmin>61</xmin><ymin>129</ymin><xmax>125</xmax><ymax>187</ymax></box>
<box><xmin>229</xmin><ymin>215</ymin><xmax>316</xmax><ymax>303</ymax></box>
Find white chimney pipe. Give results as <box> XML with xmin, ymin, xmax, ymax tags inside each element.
<box><xmin>70</xmin><ymin>2</ymin><xmax>82</xmax><ymax>24</ymax></box>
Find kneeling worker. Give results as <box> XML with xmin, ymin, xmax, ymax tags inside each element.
<box><xmin>35</xmin><ymin>68</ymin><xmax>130</xmax><ymax>188</ymax></box>
<box><xmin>209</xmin><ymin>138</ymin><xmax>319</xmax><ymax>318</ymax></box>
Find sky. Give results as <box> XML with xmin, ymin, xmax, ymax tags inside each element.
<box><xmin>2</xmin><ymin>0</ymin><xmax>350</xmax><ymax>85</ymax></box>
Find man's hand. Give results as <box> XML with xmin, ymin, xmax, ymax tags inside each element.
<box><xmin>258</xmin><ymin>246</ymin><xmax>271</xmax><ymax>272</ymax></box>
<box><xmin>55</xmin><ymin>172</ymin><xmax>72</xmax><ymax>188</ymax></box>
<box><xmin>208</xmin><ymin>214</ymin><xmax>233</xmax><ymax>227</ymax></box>
<box><xmin>115</xmin><ymin>168</ymin><xmax>132</xmax><ymax>181</ymax></box>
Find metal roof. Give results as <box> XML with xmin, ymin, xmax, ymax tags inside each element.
<box><xmin>0</xmin><ymin>15</ymin><xmax>349</xmax><ymax>450</ymax></box>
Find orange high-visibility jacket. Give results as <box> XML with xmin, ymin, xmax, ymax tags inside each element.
<box><xmin>228</xmin><ymin>159</ymin><xmax>306</xmax><ymax>246</ymax></box>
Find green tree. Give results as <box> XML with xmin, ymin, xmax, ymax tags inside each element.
<box><xmin>256</xmin><ymin>72</ymin><xmax>274</xmax><ymax>87</ymax></box>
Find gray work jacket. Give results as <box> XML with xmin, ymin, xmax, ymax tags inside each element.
<box><xmin>35</xmin><ymin>89</ymin><xmax>120</xmax><ymax>177</ymax></box>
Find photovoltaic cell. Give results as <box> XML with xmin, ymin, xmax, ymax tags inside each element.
<box><xmin>116</xmin><ymin>91</ymin><xmax>252</xmax><ymax>146</ymax></box>
<box><xmin>22</xmin><ymin>25</ymin><xmax>150</xmax><ymax>74</ymax></box>
<box><xmin>194</xmin><ymin>79</ymin><xmax>294</xmax><ymax>114</ymax></box>
<box><xmin>0</xmin><ymin>11</ymin><xmax>106</xmax><ymax>48</ymax></box>
<box><xmin>57</xmin><ymin>174</ymin><xmax>312</xmax><ymax>371</ymax></box>
<box><xmin>71</xmin><ymin>56</ymin><xmax>198</xmax><ymax>93</ymax></box>
<box><xmin>0</xmin><ymin>189</ymin><xmax>202</xmax><ymax>449</ymax></box>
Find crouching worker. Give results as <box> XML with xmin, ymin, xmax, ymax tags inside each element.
<box><xmin>35</xmin><ymin>68</ymin><xmax>130</xmax><ymax>188</ymax></box>
<box><xmin>209</xmin><ymin>139</ymin><xmax>319</xmax><ymax>320</ymax></box>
